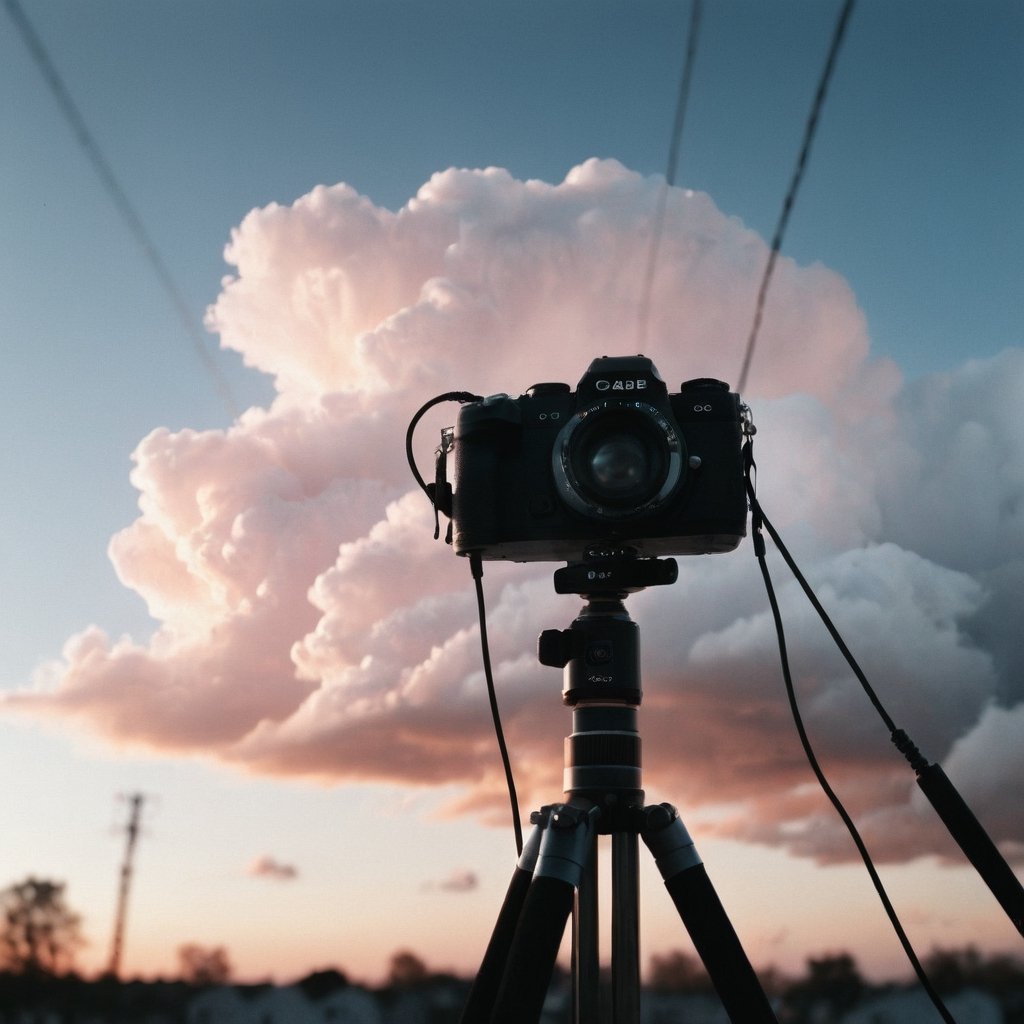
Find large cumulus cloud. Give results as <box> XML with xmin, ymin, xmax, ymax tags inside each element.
<box><xmin>6</xmin><ymin>159</ymin><xmax>1021</xmax><ymax>866</ymax></box>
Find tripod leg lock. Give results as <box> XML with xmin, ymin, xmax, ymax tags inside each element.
<box><xmin>533</xmin><ymin>801</ymin><xmax>600</xmax><ymax>887</ymax></box>
<box><xmin>642</xmin><ymin>803</ymin><xmax>703</xmax><ymax>880</ymax></box>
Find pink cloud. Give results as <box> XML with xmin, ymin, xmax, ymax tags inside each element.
<box><xmin>423</xmin><ymin>868</ymin><xmax>479</xmax><ymax>893</ymax></box>
<box><xmin>4</xmin><ymin>160</ymin><xmax>1020</xmax><ymax>867</ymax></box>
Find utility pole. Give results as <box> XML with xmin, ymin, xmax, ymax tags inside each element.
<box><xmin>108</xmin><ymin>792</ymin><xmax>144</xmax><ymax>978</ymax></box>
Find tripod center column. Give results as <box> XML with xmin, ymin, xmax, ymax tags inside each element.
<box><xmin>564</xmin><ymin>705</ymin><xmax>643</xmax><ymax>808</ymax></box>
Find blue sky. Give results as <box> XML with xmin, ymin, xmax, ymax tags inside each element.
<box><xmin>2</xmin><ymin>0</ymin><xmax>1020</xmax><ymax>676</ymax></box>
<box><xmin>1</xmin><ymin>0</ymin><xmax>1021</xmax><ymax>984</ymax></box>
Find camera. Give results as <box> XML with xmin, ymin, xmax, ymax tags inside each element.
<box><xmin>448</xmin><ymin>355</ymin><xmax>749</xmax><ymax>561</ymax></box>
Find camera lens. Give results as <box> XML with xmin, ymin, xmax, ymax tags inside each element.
<box><xmin>553</xmin><ymin>402</ymin><xmax>684</xmax><ymax>520</ymax></box>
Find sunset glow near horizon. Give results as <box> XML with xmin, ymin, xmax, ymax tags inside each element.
<box><xmin>1</xmin><ymin>0</ymin><xmax>1021</xmax><ymax>989</ymax></box>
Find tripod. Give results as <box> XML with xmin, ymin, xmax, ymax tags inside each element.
<box><xmin>460</xmin><ymin>553</ymin><xmax>778</xmax><ymax>1024</ymax></box>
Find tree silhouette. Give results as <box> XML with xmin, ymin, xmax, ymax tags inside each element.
<box><xmin>177</xmin><ymin>943</ymin><xmax>232</xmax><ymax>985</ymax></box>
<box><xmin>647</xmin><ymin>949</ymin><xmax>713</xmax><ymax>993</ymax></box>
<box><xmin>784</xmin><ymin>951</ymin><xmax>866</xmax><ymax>1018</ymax></box>
<box><xmin>387</xmin><ymin>950</ymin><xmax>429</xmax><ymax>988</ymax></box>
<box><xmin>923</xmin><ymin>945</ymin><xmax>1024</xmax><ymax>997</ymax></box>
<box><xmin>0</xmin><ymin>877</ymin><xmax>83</xmax><ymax>975</ymax></box>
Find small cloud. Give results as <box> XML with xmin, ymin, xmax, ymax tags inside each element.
<box><xmin>247</xmin><ymin>854</ymin><xmax>298</xmax><ymax>881</ymax></box>
<box><xmin>423</xmin><ymin>868</ymin><xmax>478</xmax><ymax>893</ymax></box>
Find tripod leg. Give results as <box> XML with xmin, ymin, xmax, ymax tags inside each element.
<box><xmin>459</xmin><ymin>824</ymin><xmax>543</xmax><ymax>1024</ymax></box>
<box><xmin>573</xmin><ymin>829</ymin><xmax>600</xmax><ymax>1024</ymax></box>
<box><xmin>491</xmin><ymin>802</ymin><xmax>598</xmax><ymax>1024</ymax></box>
<box><xmin>612</xmin><ymin>830</ymin><xmax>641</xmax><ymax>1024</ymax></box>
<box><xmin>642</xmin><ymin>804</ymin><xmax>778</xmax><ymax>1024</ymax></box>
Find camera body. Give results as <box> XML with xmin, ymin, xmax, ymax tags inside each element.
<box><xmin>450</xmin><ymin>356</ymin><xmax>748</xmax><ymax>562</ymax></box>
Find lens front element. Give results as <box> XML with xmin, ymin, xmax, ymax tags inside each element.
<box><xmin>590</xmin><ymin>435</ymin><xmax>648</xmax><ymax>492</ymax></box>
<box><xmin>553</xmin><ymin>402</ymin><xmax>684</xmax><ymax>520</ymax></box>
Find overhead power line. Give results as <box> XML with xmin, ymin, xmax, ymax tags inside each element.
<box><xmin>735</xmin><ymin>0</ymin><xmax>857</xmax><ymax>395</ymax></box>
<box><xmin>636</xmin><ymin>0</ymin><xmax>703</xmax><ymax>350</ymax></box>
<box><xmin>4</xmin><ymin>0</ymin><xmax>240</xmax><ymax>419</ymax></box>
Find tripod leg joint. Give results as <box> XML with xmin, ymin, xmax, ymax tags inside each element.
<box><xmin>641</xmin><ymin>802</ymin><xmax>703</xmax><ymax>880</ymax></box>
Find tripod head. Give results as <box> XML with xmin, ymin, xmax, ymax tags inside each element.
<box><xmin>539</xmin><ymin>547</ymin><xmax>677</xmax><ymax>707</ymax></box>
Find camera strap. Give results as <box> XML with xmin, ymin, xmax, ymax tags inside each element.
<box><xmin>742</xmin><ymin>436</ymin><xmax>766</xmax><ymax>559</ymax></box>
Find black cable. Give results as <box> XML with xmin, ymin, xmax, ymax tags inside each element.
<box><xmin>752</xmin><ymin>537</ymin><xmax>956</xmax><ymax>1022</ymax></box>
<box><xmin>749</xmin><ymin>493</ymin><xmax>896</xmax><ymax>734</ymax></box>
<box><xmin>404</xmin><ymin>395</ymin><xmax>522</xmax><ymax>853</ymax></box>
<box><xmin>748</xmin><ymin>462</ymin><xmax>1024</xmax><ymax>937</ymax></box>
<box><xmin>736</xmin><ymin>0</ymin><xmax>857</xmax><ymax>395</ymax></box>
<box><xmin>744</xmin><ymin>450</ymin><xmax>956</xmax><ymax>1021</ymax></box>
<box><xmin>636</xmin><ymin>0</ymin><xmax>703</xmax><ymax>350</ymax></box>
<box><xmin>4</xmin><ymin>0</ymin><xmax>240</xmax><ymax>419</ymax></box>
<box><xmin>469</xmin><ymin>554</ymin><xmax>524</xmax><ymax>857</ymax></box>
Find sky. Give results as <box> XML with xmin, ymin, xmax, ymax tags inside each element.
<box><xmin>1</xmin><ymin>0</ymin><xmax>1021</xmax><ymax>990</ymax></box>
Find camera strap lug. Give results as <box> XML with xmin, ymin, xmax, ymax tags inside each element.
<box><xmin>429</xmin><ymin>426</ymin><xmax>455</xmax><ymax>542</ymax></box>
<box><xmin>740</xmin><ymin>401</ymin><xmax>757</xmax><ymax>438</ymax></box>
